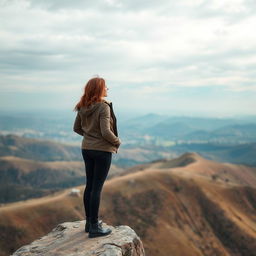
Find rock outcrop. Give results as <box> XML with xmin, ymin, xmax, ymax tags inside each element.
<box><xmin>11</xmin><ymin>220</ymin><xmax>145</xmax><ymax>256</ymax></box>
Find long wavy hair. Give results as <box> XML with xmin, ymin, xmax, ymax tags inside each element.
<box><xmin>73</xmin><ymin>77</ymin><xmax>106</xmax><ymax>111</ymax></box>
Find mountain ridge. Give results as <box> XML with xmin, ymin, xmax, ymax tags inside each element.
<box><xmin>1</xmin><ymin>152</ymin><xmax>256</xmax><ymax>256</ymax></box>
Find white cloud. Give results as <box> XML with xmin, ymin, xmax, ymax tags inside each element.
<box><xmin>0</xmin><ymin>0</ymin><xmax>256</xmax><ymax>115</ymax></box>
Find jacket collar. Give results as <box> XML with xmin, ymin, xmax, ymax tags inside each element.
<box><xmin>102</xmin><ymin>99</ymin><xmax>112</xmax><ymax>105</ymax></box>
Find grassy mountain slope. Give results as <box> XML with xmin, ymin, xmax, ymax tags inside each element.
<box><xmin>0</xmin><ymin>153</ymin><xmax>255</xmax><ymax>256</ymax></box>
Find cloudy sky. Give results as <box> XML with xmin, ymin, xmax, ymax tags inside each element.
<box><xmin>0</xmin><ymin>0</ymin><xmax>256</xmax><ymax>117</ymax></box>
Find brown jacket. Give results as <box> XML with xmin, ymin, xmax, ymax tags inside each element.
<box><xmin>73</xmin><ymin>99</ymin><xmax>121</xmax><ymax>153</ymax></box>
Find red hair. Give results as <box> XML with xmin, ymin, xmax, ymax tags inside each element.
<box><xmin>73</xmin><ymin>77</ymin><xmax>106</xmax><ymax>111</ymax></box>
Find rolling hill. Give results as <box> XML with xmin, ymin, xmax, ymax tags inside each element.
<box><xmin>0</xmin><ymin>155</ymin><xmax>124</xmax><ymax>203</ymax></box>
<box><xmin>0</xmin><ymin>134</ymin><xmax>81</xmax><ymax>161</ymax></box>
<box><xmin>0</xmin><ymin>152</ymin><xmax>255</xmax><ymax>256</ymax></box>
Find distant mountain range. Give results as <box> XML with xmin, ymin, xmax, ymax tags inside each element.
<box><xmin>1</xmin><ymin>112</ymin><xmax>256</xmax><ymax>144</ymax></box>
<box><xmin>1</xmin><ymin>112</ymin><xmax>256</xmax><ymax>169</ymax></box>
<box><xmin>1</xmin><ymin>133</ymin><xmax>256</xmax><ymax>168</ymax></box>
<box><xmin>1</xmin><ymin>152</ymin><xmax>255</xmax><ymax>256</ymax></box>
<box><xmin>120</xmin><ymin>114</ymin><xmax>256</xmax><ymax>143</ymax></box>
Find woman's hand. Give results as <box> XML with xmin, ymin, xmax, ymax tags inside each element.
<box><xmin>114</xmin><ymin>138</ymin><xmax>121</xmax><ymax>148</ymax></box>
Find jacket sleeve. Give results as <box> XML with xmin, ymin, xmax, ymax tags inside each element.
<box><xmin>73</xmin><ymin>112</ymin><xmax>84</xmax><ymax>136</ymax></box>
<box><xmin>99</xmin><ymin>103</ymin><xmax>121</xmax><ymax>145</ymax></box>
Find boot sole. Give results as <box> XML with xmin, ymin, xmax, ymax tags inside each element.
<box><xmin>88</xmin><ymin>230</ymin><xmax>112</xmax><ymax>238</ymax></box>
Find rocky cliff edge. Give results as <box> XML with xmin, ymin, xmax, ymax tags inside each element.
<box><xmin>11</xmin><ymin>220</ymin><xmax>145</xmax><ymax>256</ymax></box>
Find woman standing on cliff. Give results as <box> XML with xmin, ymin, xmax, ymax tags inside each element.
<box><xmin>73</xmin><ymin>77</ymin><xmax>121</xmax><ymax>238</ymax></box>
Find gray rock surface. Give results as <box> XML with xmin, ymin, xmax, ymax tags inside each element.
<box><xmin>11</xmin><ymin>220</ymin><xmax>145</xmax><ymax>256</ymax></box>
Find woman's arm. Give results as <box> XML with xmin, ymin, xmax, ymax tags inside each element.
<box><xmin>99</xmin><ymin>103</ymin><xmax>121</xmax><ymax>145</ymax></box>
<box><xmin>73</xmin><ymin>112</ymin><xmax>84</xmax><ymax>136</ymax></box>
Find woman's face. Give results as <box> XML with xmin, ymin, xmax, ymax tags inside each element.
<box><xmin>103</xmin><ymin>85</ymin><xmax>109</xmax><ymax>97</ymax></box>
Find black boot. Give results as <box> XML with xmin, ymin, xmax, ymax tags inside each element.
<box><xmin>88</xmin><ymin>220</ymin><xmax>112</xmax><ymax>238</ymax></box>
<box><xmin>85</xmin><ymin>218</ymin><xmax>103</xmax><ymax>233</ymax></box>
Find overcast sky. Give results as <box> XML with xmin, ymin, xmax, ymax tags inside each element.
<box><xmin>0</xmin><ymin>0</ymin><xmax>256</xmax><ymax>117</ymax></box>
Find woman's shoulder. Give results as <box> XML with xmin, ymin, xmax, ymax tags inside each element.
<box><xmin>98</xmin><ymin>100</ymin><xmax>113</xmax><ymax>114</ymax></box>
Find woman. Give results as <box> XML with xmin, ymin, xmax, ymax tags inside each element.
<box><xmin>73</xmin><ymin>77</ymin><xmax>121</xmax><ymax>238</ymax></box>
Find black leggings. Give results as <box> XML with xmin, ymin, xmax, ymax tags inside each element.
<box><xmin>81</xmin><ymin>149</ymin><xmax>112</xmax><ymax>224</ymax></box>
